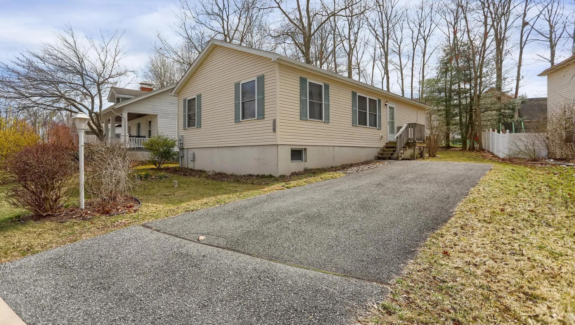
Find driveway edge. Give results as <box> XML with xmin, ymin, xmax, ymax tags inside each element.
<box><xmin>0</xmin><ymin>296</ymin><xmax>25</xmax><ymax>325</ymax></box>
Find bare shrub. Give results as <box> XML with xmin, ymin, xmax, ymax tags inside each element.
<box><xmin>509</xmin><ymin>133</ymin><xmax>548</xmax><ymax>160</ymax></box>
<box><xmin>545</xmin><ymin>104</ymin><xmax>575</xmax><ymax>160</ymax></box>
<box><xmin>426</xmin><ymin>110</ymin><xmax>441</xmax><ymax>157</ymax></box>
<box><xmin>3</xmin><ymin>143</ymin><xmax>76</xmax><ymax>216</ymax></box>
<box><xmin>85</xmin><ymin>140</ymin><xmax>133</xmax><ymax>206</ymax></box>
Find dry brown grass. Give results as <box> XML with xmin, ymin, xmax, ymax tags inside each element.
<box><xmin>364</xmin><ymin>150</ymin><xmax>575</xmax><ymax>324</ymax></box>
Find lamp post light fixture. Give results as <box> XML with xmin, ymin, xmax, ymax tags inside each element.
<box><xmin>72</xmin><ymin>113</ymin><xmax>90</xmax><ymax>210</ymax></box>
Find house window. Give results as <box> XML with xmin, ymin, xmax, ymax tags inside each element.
<box><xmin>187</xmin><ymin>97</ymin><xmax>196</xmax><ymax>128</ymax></box>
<box><xmin>357</xmin><ymin>94</ymin><xmax>378</xmax><ymax>128</ymax></box>
<box><xmin>291</xmin><ymin>149</ymin><xmax>306</xmax><ymax>162</ymax></box>
<box><xmin>241</xmin><ymin>79</ymin><xmax>256</xmax><ymax>120</ymax></box>
<box><xmin>148</xmin><ymin>120</ymin><xmax>152</xmax><ymax>138</ymax></box>
<box><xmin>137</xmin><ymin>122</ymin><xmax>141</xmax><ymax>137</ymax></box>
<box><xmin>308</xmin><ymin>81</ymin><xmax>323</xmax><ymax>120</ymax></box>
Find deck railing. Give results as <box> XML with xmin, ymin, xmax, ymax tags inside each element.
<box><xmin>393</xmin><ymin>123</ymin><xmax>426</xmax><ymax>159</ymax></box>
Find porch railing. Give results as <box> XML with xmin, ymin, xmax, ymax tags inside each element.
<box><xmin>129</xmin><ymin>137</ymin><xmax>148</xmax><ymax>149</ymax></box>
<box><xmin>393</xmin><ymin>123</ymin><xmax>426</xmax><ymax>159</ymax></box>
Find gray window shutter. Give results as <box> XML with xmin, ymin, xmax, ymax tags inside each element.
<box><xmin>352</xmin><ymin>91</ymin><xmax>358</xmax><ymax>126</ymax></box>
<box><xmin>183</xmin><ymin>98</ymin><xmax>188</xmax><ymax>130</ymax></box>
<box><xmin>234</xmin><ymin>82</ymin><xmax>241</xmax><ymax>123</ymax></box>
<box><xmin>323</xmin><ymin>83</ymin><xmax>330</xmax><ymax>123</ymax></box>
<box><xmin>300</xmin><ymin>77</ymin><xmax>308</xmax><ymax>120</ymax></box>
<box><xmin>377</xmin><ymin>99</ymin><xmax>382</xmax><ymax>130</ymax></box>
<box><xmin>196</xmin><ymin>94</ymin><xmax>202</xmax><ymax>128</ymax></box>
<box><xmin>257</xmin><ymin>75</ymin><xmax>265</xmax><ymax>120</ymax></box>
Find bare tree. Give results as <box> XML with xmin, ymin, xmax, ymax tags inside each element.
<box><xmin>486</xmin><ymin>0</ymin><xmax>519</xmax><ymax>104</ymax></box>
<box><xmin>416</xmin><ymin>1</ymin><xmax>438</xmax><ymax>103</ymax></box>
<box><xmin>461</xmin><ymin>0</ymin><xmax>493</xmax><ymax>150</ymax></box>
<box><xmin>0</xmin><ymin>26</ymin><xmax>132</xmax><ymax>140</ymax></box>
<box><xmin>143</xmin><ymin>51</ymin><xmax>184</xmax><ymax>89</ymax></box>
<box><xmin>391</xmin><ymin>9</ymin><xmax>409</xmax><ymax>96</ymax></box>
<box><xmin>514</xmin><ymin>0</ymin><xmax>540</xmax><ymax>99</ymax></box>
<box><xmin>272</xmin><ymin>0</ymin><xmax>360</xmax><ymax>65</ymax></box>
<box><xmin>532</xmin><ymin>0</ymin><xmax>570</xmax><ymax>66</ymax></box>
<box><xmin>157</xmin><ymin>0</ymin><xmax>271</xmax><ymax>68</ymax></box>
<box><xmin>368</xmin><ymin>0</ymin><xmax>402</xmax><ymax>92</ymax></box>
<box><xmin>334</xmin><ymin>0</ymin><xmax>367</xmax><ymax>78</ymax></box>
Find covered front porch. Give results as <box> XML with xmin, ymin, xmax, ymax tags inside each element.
<box><xmin>101</xmin><ymin>110</ymin><xmax>159</xmax><ymax>149</ymax></box>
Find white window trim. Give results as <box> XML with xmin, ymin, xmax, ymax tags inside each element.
<box><xmin>185</xmin><ymin>95</ymin><xmax>198</xmax><ymax>128</ymax></box>
<box><xmin>240</xmin><ymin>77</ymin><xmax>258</xmax><ymax>121</ymax></box>
<box><xmin>307</xmin><ymin>79</ymin><xmax>325</xmax><ymax>122</ymax></box>
<box><xmin>356</xmin><ymin>93</ymin><xmax>378</xmax><ymax>128</ymax></box>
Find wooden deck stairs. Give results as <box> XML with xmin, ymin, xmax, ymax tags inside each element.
<box><xmin>376</xmin><ymin>141</ymin><xmax>405</xmax><ymax>160</ymax></box>
<box><xmin>376</xmin><ymin>123</ymin><xmax>427</xmax><ymax>161</ymax></box>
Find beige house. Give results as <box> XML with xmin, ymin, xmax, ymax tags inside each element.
<box><xmin>539</xmin><ymin>54</ymin><xmax>575</xmax><ymax>117</ymax></box>
<box><xmin>172</xmin><ymin>40</ymin><xmax>428</xmax><ymax>176</ymax></box>
<box><xmin>100</xmin><ymin>84</ymin><xmax>178</xmax><ymax>159</ymax></box>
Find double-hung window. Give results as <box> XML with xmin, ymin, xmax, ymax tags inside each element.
<box><xmin>148</xmin><ymin>120</ymin><xmax>152</xmax><ymax>138</ymax></box>
<box><xmin>308</xmin><ymin>81</ymin><xmax>324</xmax><ymax>121</ymax></box>
<box><xmin>187</xmin><ymin>97</ymin><xmax>196</xmax><ymax>128</ymax></box>
<box><xmin>357</xmin><ymin>94</ymin><xmax>378</xmax><ymax>128</ymax></box>
<box><xmin>241</xmin><ymin>79</ymin><xmax>257</xmax><ymax>120</ymax></box>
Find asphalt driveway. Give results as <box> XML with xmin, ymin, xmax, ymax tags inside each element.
<box><xmin>147</xmin><ymin>161</ymin><xmax>491</xmax><ymax>283</ymax></box>
<box><xmin>0</xmin><ymin>161</ymin><xmax>491</xmax><ymax>324</ymax></box>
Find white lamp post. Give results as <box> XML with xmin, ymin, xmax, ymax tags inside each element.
<box><xmin>73</xmin><ymin>113</ymin><xmax>90</xmax><ymax>210</ymax></box>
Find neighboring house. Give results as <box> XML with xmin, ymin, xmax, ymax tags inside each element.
<box><xmin>172</xmin><ymin>40</ymin><xmax>428</xmax><ymax>176</ymax></box>
<box><xmin>518</xmin><ymin>98</ymin><xmax>547</xmax><ymax>132</ymax></box>
<box><xmin>539</xmin><ymin>54</ymin><xmax>575</xmax><ymax>117</ymax></box>
<box><xmin>100</xmin><ymin>83</ymin><xmax>178</xmax><ymax>159</ymax></box>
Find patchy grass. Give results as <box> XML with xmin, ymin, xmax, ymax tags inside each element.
<box><xmin>365</xmin><ymin>150</ymin><xmax>575</xmax><ymax>324</ymax></box>
<box><xmin>0</xmin><ymin>166</ymin><xmax>343</xmax><ymax>264</ymax></box>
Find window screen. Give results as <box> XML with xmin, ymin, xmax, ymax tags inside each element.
<box><xmin>358</xmin><ymin>95</ymin><xmax>368</xmax><ymax>126</ymax></box>
<box><xmin>187</xmin><ymin>97</ymin><xmax>196</xmax><ymax>128</ymax></box>
<box><xmin>308</xmin><ymin>82</ymin><xmax>323</xmax><ymax>120</ymax></box>
<box><xmin>291</xmin><ymin>149</ymin><xmax>305</xmax><ymax>162</ymax></box>
<box><xmin>241</xmin><ymin>80</ymin><xmax>256</xmax><ymax>120</ymax></box>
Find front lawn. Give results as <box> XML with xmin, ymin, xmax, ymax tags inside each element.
<box><xmin>0</xmin><ymin>165</ymin><xmax>344</xmax><ymax>264</ymax></box>
<box><xmin>365</xmin><ymin>150</ymin><xmax>575</xmax><ymax>324</ymax></box>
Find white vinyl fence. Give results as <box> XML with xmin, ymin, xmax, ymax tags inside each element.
<box><xmin>482</xmin><ymin>130</ymin><xmax>548</xmax><ymax>159</ymax></box>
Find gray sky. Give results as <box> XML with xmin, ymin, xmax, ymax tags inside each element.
<box><xmin>0</xmin><ymin>0</ymin><xmax>573</xmax><ymax>98</ymax></box>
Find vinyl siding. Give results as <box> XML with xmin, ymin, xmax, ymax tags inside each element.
<box><xmin>178</xmin><ymin>46</ymin><xmax>277</xmax><ymax>148</ymax></box>
<box><xmin>547</xmin><ymin>64</ymin><xmax>575</xmax><ymax>117</ymax></box>
<box><xmin>276</xmin><ymin>64</ymin><xmax>425</xmax><ymax>147</ymax></box>
<box><xmin>115</xmin><ymin>90</ymin><xmax>178</xmax><ymax>140</ymax></box>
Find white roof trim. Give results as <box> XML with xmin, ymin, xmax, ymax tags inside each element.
<box><xmin>172</xmin><ymin>40</ymin><xmax>429</xmax><ymax>110</ymax></box>
<box><xmin>101</xmin><ymin>85</ymin><xmax>175</xmax><ymax>115</ymax></box>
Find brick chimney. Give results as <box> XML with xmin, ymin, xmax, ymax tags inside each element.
<box><xmin>139</xmin><ymin>82</ymin><xmax>153</xmax><ymax>92</ymax></box>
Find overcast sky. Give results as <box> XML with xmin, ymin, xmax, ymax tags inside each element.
<box><xmin>1</xmin><ymin>0</ymin><xmax>574</xmax><ymax>99</ymax></box>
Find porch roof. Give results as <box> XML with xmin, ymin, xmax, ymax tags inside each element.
<box><xmin>101</xmin><ymin>85</ymin><xmax>175</xmax><ymax>117</ymax></box>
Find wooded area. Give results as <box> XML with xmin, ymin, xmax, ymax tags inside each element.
<box><xmin>1</xmin><ymin>0</ymin><xmax>574</xmax><ymax>149</ymax></box>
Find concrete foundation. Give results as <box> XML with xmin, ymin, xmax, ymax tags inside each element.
<box><xmin>181</xmin><ymin>145</ymin><xmax>380</xmax><ymax>176</ymax></box>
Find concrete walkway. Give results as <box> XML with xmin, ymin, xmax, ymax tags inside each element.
<box><xmin>0</xmin><ymin>161</ymin><xmax>491</xmax><ymax>324</ymax></box>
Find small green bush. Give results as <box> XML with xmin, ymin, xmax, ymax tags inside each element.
<box><xmin>143</xmin><ymin>135</ymin><xmax>178</xmax><ymax>168</ymax></box>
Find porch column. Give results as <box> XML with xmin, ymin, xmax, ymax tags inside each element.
<box><xmin>103</xmin><ymin>117</ymin><xmax>109</xmax><ymax>140</ymax></box>
<box><xmin>110</xmin><ymin>118</ymin><xmax>116</xmax><ymax>141</ymax></box>
<box><xmin>122</xmin><ymin>112</ymin><xmax>129</xmax><ymax>145</ymax></box>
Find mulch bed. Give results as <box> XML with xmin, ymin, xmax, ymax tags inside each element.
<box><xmin>162</xmin><ymin>160</ymin><xmax>389</xmax><ymax>184</ymax></box>
<box><xmin>20</xmin><ymin>196</ymin><xmax>141</xmax><ymax>223</ymax></box>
